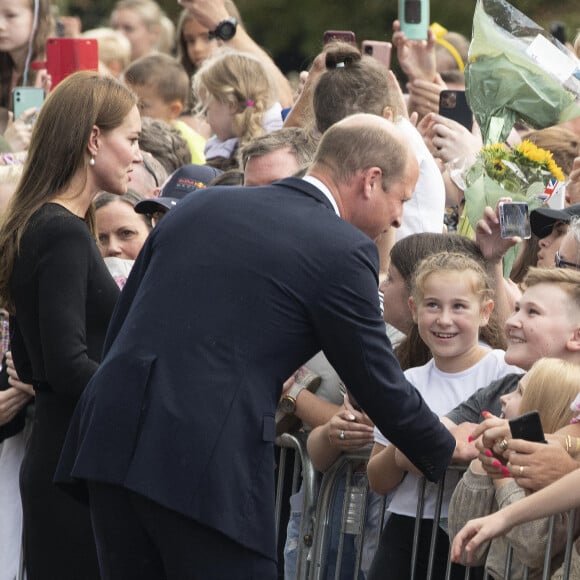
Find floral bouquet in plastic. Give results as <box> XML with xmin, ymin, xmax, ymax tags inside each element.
<box><xmin>465</xmin><ymin>0</ymin><xmax>580</xmax><ymax>146</ymax></box>
<box><xmin>459</xmin><ymin>140</ymin><xmax>566</xmax><ymax>273</ymax></box>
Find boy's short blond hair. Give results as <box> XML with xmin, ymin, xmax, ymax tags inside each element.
<box><xmin>124</xmin><ymin>53</ymin><xmax>190</xmax><ymax>105</ymax></box>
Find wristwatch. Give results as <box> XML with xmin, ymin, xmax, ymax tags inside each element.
<box><xmin>209</xmin><ymin>18</ymin><xmax>238</xmax><ymax>41</ymax></box>
<box><xmin>279</xmin><ymin>382</ymin><xmax>308</xmax><ymax>415</ymax></box>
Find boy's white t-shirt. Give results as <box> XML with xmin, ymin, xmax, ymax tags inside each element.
<box><xmin>374</xmin><ymin>349</ymin><xmax>523</xmax><ymax>518</ymax></box>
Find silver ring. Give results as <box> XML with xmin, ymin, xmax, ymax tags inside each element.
<box><xmin>339</xmin><ymin>430</ymin><xmax>345</xmax><ymax>440</ymax></box>
<box><xmin>498</xmin><ymin>438</ymin><xmax>509</xmax><ymax>452</ymax></box>
<box><xmin>519</xmin><ymin>465</ymin><xmax>524</xmax><ymax>476</ymax></box>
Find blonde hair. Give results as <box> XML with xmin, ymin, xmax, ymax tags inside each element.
<box><xmin>192</xmin><ymin>49</ymin><xmax>275</xmax><ymax>146</ymax></box>
<box><xmin>411</xmin><ymin>252</ymin><xmax>494</xmax><ymax>304</ymax></box>
<box><xmin>519</xmin><ymin>358</ymin><xmax>580</xmax><ymax>433</ymax></box>
<box><xmin>81</xmin><ymin>27</ymin><xmax>131</xmax><ymax>75</ymax></box>
<box><xmin>523</xmin><ymin>267</ymin><xmax>580</xmax><ymax>315</ymax></box>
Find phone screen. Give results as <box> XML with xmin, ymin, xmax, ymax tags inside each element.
<box><xmin>499</xmin><ymin>202</ymin><xmax>531</xmax><ymax>240</ymax></box>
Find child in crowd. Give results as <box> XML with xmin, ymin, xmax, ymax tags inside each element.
<box><xmin>192</xmin><ymin>49</ymin><xmax>283</xmax><ymax>169</ymax></box>
<box><xmin>0</xmin><ymin>0</ymin><xmax>52</xmax><ymax>151</ymax></box>
<box><xmin>367</xmin><ymin>252</ymin><xmax>522</xmax><ymax>580</ymax></box>
<box><xmin>449</xmin><ymin>358</ymin><xmax>580</xmax><ymax>579</ymax></box>
<box><xmin>81</xmin><ymin>27</ymin><xmax>131</xmax><ymax>78</ymax></box>
<box><xmin>176</xmin><ymin>0</ymin><xmax>241</xmax><ymax>79</ymax></box>
<box><xmin>110</xmin><ymin>0</ymin><xmax>170</xmax><ymax>61</ymax></box>
<box><xmin>123</xmin><ymin>52</ymin><xmax>206</xmax><ymax>165</ymax></box>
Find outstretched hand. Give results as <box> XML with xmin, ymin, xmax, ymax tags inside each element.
<box><xmin>451</xmin><ymin>511</ymin><xmax>512</xmax><ymax>565</ymax></box>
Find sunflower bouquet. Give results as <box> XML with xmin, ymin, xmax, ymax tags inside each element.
<box><xmin>459</xmin><ymin>140</ymin><xmax>565</xmax><ymax>273</ymax></box>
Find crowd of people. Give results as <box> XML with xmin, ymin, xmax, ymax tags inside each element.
<box><xmin>1</xmin><ymin>0</ymin><xmax>580</xmax><ymax>579</ymax></box>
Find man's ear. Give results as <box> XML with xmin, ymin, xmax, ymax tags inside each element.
<box><xmin>88</xmin><ymin>125</ymin><xmax>100</xmax><ymax>157</ymax></box>
<box><xmin>362</xmin><ymin>167</ymin><xmax>382</xmax><ymax>199</ymax></box>
<box><xmin>382</xmin><ymin>105</ymin><xmax>394</xmax><ymax>121</ymax></box>
<box><xmin>168</xmin><ymin>100</ymin><xmax>184</xmax><ymax>121</ymax></box>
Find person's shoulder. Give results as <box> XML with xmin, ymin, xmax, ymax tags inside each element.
<box><xmin>479</xmin><ymin>371</ymin><xmax>523</xmax><ymax>397</ymax></box>
<box><xmin>24</xmin><ymin>203</ymin><xmax>93</xmax><ymax>250</ymax></box>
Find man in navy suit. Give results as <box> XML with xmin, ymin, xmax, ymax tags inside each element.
<box><xmin>57</xmin><ymin>114</ymin><xmax>456</xmax><ymax>579</ymax></box>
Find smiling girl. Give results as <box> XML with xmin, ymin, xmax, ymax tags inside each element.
<box><xmin>367</xmin><ymin>252</ymin><xmax>522</xmax><ymax>580</ymax></box>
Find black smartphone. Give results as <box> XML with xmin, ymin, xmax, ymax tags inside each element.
<box><xmin>509</xmin><ymin>411</ymin><xmax>547</xmax><ymax>443</ymax></box>
<box><xmin>438</xmin><ymin>90</ymin><xmax>473</xmax><ymax>131</ymax></box>
<box><xmin>498</xmin><ymin>201</ymin><xmax>531</xmax><ymax>240</ymax></box>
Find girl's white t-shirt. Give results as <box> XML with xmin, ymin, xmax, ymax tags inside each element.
<box><xmin>374</xmin><ymin>349</ymin><xmax>523</xmax><ymax>518</ymax></box>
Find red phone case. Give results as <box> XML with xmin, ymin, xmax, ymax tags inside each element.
<box><xmin>45</xmin><ymin>38</ymin><xmax>99</xmax><ymax>88</ymax></box>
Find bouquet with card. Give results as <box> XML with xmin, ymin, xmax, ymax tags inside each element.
<box><xmin>465</xmin><ymin>0</ymin><xmax>580</xmax><ymax>146</ymax></box>
<box><xmin>458</xmin><ymin>0</ymin><xmax>578</xmax><ymax>273</ymax></box>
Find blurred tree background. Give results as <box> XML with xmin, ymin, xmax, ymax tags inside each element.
<box><xmin>55</xmin><ymin>0</ymin><xmax>580</xmax><ymax>75</ymax></box>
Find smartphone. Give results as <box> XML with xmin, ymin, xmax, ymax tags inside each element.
<box><xmin>438</xmin><ymin>90</ymin><xmax>473</xmax><ymax>131</ymax></box>
<box><xmin>12</xmin><ymin>87</ymin><xmax>44</xmax><ymax>123</ymax></box>
<box><xmin>323</xmin><ymin>30</ymin><xmax>357</xmax><ymax>46</ymax></box>
<box><xmin>361</xmin><ymin>40</ymin><xmax>392</xmax><ymax>68</ymax></box>
<box><xmin>498</xmin><ymin>201</ymin><xmax>532</xmax><ymax>240</ymax></box>
<box><xmin>398</xmin><ymin>0</ymin><xmax>429</xmax><ymax>41</ymax></box>
<box><xmin>45</xmin><ymin>38</ymin><xmax>99</xmax><ymax>88</ymax></box>
<box><xmin>509</xmin><ymin>411</ymin><xmax>547</xmax><ymax>443</ymax></box>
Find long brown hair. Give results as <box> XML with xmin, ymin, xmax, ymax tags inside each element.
<box><xmin>0</xmin><ymin>71</ymin><xmax>137</xmax><ymax>312</ymax></box>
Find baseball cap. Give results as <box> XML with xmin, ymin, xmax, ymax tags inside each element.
<box><xmin>530</xmin><ymin>204</ymin><xmax>580</xmax><ymax>238</ymax></box>
<box><xmin>134</xmin><ymin>164</ymin><xmax>223</xmax><ymax>215</ymax></box>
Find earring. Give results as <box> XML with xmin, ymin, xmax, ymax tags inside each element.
<box><xmin>89</xmin><ymin>156</ymin><xmax>95</xmax><ymax>167</ymax></box>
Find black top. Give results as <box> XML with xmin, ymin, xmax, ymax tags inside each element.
<box><xmin>445</xmin><ymin>373</ymin><xmax>524</xmax><ymax>425</ymax></box>
<box><xmin>9</xmin><ymin>203</ymin><xmax>119</xmax><ymax>397</ymax></box>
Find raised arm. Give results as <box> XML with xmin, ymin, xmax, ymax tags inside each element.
<box><xmin>178</xmin><ymin>0</ymin><xmax>293</xmax><ymax>107</ymax></box>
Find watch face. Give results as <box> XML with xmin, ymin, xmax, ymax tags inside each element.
<box><xmin>218</xmin><ymin>20</ymin><xmax>236</xmax><ymax>41</ymax></box>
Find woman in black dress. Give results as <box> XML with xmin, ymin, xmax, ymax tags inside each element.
<box><xmin>0</xmin><ymin>71</ymin><xmax>142</xmax><ymax>580</ymax></box>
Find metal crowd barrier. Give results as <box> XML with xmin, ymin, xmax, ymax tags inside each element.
<box><xmin>274</xmin><ymin>437</ymin><xmax>580</xmax><ymax>580</ymax></box>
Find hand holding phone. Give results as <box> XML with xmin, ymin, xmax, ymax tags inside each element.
<box><xmin>509</xmin><ymin>411</ymin><xmax>547</xmax><ymax>443</ymax></box>
<box><xmin>12</xmin><ymin>87</ymin><xmax>45</xmax><ymax>124</ymax></box>
<box><xmin>498</xmin><ymin>201</ymin><xmax>531</xmax><ymax>240</ymax></box>
<box><xmin>398</xmin><ymin>0</ymin><xmax>429</xmax><ymax>41</ymax></box>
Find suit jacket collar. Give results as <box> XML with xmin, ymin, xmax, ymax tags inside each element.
<box><xmin>275</xmin><ymin>177</ymin><xmax>336</xmax><ymax>212</ymax></box>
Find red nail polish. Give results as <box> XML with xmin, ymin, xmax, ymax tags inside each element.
<box><xmin>484</xmin><ymin>450</ymin><xmax>493</xmax><ymax>457</ymax></box>
<box><xmin>482</xmin><ymin>411</ymin><xmax>491</xmax><ymax>417</ymax></box>
<box><xmin>468</xmin><ymin>435</ymin><xmax>473</xmax><ymax>442</ymax></box>
<box><xmin>502</xmin><ymin>468</ymin><xmax>510</xmax><ymax>477</ymax></box>
<box><xmin>492</xmin><ymin>460</ymin><xmax>501</xmax><ymax>467</ymax></box>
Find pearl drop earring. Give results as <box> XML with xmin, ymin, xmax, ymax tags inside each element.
<box><xmin>89</xmin><ymin>156</ymin><xmax>95</xmax><ymax>167</ymax></box>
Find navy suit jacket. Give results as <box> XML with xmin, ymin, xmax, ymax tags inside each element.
<box><xmin>58</xmin><ymin>178</ymin><xmax>455</xmax><ymax>561</ymax></box>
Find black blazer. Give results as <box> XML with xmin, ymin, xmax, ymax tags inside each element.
<box><xmin>57</xmin><ymin>178</ymin><xmax>455</xmax><ymax>561</ymax></box>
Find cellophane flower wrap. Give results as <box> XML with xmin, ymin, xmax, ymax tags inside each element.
<box><xmin>459</xmin><ymin>140</ymin><xmax>566</xmax><ymax>274</ymax></box>
<box><xmin>458</xmin><ymin>0</ymin><xmax>579</xmax><ymax>273</ymax></box>
<box><xmin>465</xmin><ymin>0</ymin><xmax>580</xmax><ymax>146</ymax></box>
